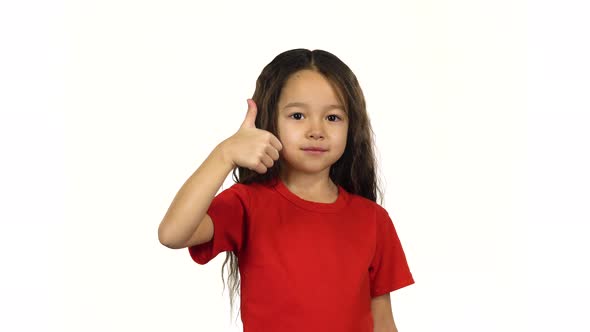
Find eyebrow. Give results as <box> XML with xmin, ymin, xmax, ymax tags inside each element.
<box><xmin>282</xmin><ymin>102</ymin><xmax>346</xmax><ymax>113</ymax></box>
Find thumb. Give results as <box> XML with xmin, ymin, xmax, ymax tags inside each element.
<box><xmin>240</xmin><ymin>98</ymin><xmax>258</xmax><ymax>129</ymax></box>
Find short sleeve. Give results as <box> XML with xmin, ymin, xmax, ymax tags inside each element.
<box><xmin>188</xmin><ymin>183</ymin><xmax>249</xmax><ymax>265</ymax></box>
<box><xmin>369</xmin><ymin>205</ymin><xmax>415</xmax><ymax>297</ymax></box>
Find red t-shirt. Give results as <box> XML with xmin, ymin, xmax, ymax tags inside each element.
<box><xmin>188</xmin><ymin>178</ymin><xmax>414</xmax><ymax>331</ymax></box>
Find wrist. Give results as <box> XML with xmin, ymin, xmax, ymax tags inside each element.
<box><xmin>215</xmin><ymin>139</ymin><xmax>236</xmax><ymax>169</ymax></box>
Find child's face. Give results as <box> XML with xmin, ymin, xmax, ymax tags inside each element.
<box><xmin>276</xmin><ymin>69</ymin><xmax>349</xmax><ymax>176</ymax></box>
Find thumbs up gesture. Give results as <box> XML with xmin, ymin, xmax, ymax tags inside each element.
<box><xmin>221</xmin><ymin>99</ymin><xmax>283</xmax><ymax>174</ymax></box>
<box><xmin>240</xmin><ymin>98</ymin><xmax>259</xmax><ymax>130</ymax></box>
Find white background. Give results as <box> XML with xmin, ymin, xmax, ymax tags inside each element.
<box><xmin>1</xmin><ymin>0</ymin><xmax>588</xmax><ymax>331</ymax></box>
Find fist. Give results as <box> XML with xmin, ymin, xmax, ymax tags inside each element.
<box><xmin>222</xmin><ymin>99</ymin><xmax>283</xmax><ymax>174</ymax></box>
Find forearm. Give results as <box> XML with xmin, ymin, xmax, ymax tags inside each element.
<box><xmin>373</xmin><ymin>316</ymin><xmax>398</xmax><ymax>332</ymax></box>
<box><xmin>374</xmin><ymin>324</ymin><xmax>397</xmax><ymax>332</ymax></box>
<box><xmin>158</xmin><ymin>141</ymin><xmax>234</xmax><ymax>248</ymax></box>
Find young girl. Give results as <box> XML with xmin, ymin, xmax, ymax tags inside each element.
<box><xmin>158</xmin><ymin>48</ymin><xmax>415</xmax><ymax>332</ymax></box>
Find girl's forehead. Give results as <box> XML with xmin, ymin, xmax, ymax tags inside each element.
<box><xmin>280</xmin><ymin>79</ymin><xmax>343</xmax><ymax>105</ymax></box>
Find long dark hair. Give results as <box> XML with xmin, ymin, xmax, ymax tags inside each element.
<box><xmin>221</xmin><ymin>48</ymin><xmax>383</xmax><ymax>323</ymax></box>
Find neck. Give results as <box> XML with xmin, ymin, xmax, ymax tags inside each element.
<box><xmin>279</xmin><ymin>168</ymin><xmax>337</xmax><ymax>196</ymax></box>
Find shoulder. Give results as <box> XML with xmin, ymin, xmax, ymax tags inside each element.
<box><xmin>228</xmin><ymin>181</ymin><xmax>272</xmax><ymax>196</ymax></box>
<box><xmin>345</xmin><ymin>191</ymin><xmax>387</xmax><ymax>216</ymax></box>
<box><xmin>225</xmin><ymin>182</ymin><xmax>250</xmax><ymax>194</ymax></box>
<box><xmin>222</xmin><ymin>181</ymin><xmax>272</xmax><ymax>204</ymax></box>
<box><xmin>216</xmin><ymin>183</ymin><xmax>252</xmax><ymax>209</ymax></box>
<box><xmin>344</xmin><ymin>192</ymin><xmax>394</xmax><ymax>229</ymax></box>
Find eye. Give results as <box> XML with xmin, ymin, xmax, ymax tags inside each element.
<box><xmin>288</xmin><ymin>113</ymin><xmax>342</xmax><ymax>121</ymax></box>
<box><xmin>327</xmin><ymin>114</ymin><xmax>342</xmax><ymax>122</ymax></box>
<box><xmin>289</xmin><ymin>112</ymin><xmax>304</xmax><ymax>120</ymax></box>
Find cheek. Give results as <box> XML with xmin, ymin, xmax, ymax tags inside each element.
<box><xmin>336</xmin><ymin>127</ymin><xmax>348</xmax><ymax>142</ymax></box>
<box><xmin>277</xmin><ymin>122</ymin><xmax>291</xmax><ymax>141</ymax></box>
<box><xmin>283</xmin><ymin>135</ymin><xmax>299</xmax><ymax>151</ymax></box>
<box><xmin>336</xmin><ymin>132</ymin><xmax>348</xmax><ymax>153</ymax></box>
<box><xmin>277</xmin><ymin>126</ymin><xmax>297</xmax><ymax>145</ymax></box>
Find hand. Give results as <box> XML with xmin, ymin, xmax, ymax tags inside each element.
<box><xmin>221</xmin><ymin>99</ymin><xmax>283</xmax><ymax>174</ymax></box>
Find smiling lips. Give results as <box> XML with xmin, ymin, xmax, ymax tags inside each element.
<box><xmin>301</xmin><ymin>147</ymin><xmax>327</xmax><ymax>152</ymax></box>
<box><xmin>301</xmin><ymin>147</ymin><xmax>328</xmax><ymax>155</ymax></box>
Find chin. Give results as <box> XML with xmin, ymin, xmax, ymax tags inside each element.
<box><xmin>289</xmin><ymin>161</ymin><xmax>334</xmax><ymax>174</ymax></box>
<box><xmin>282</xmin><ymin>151</ymin><xmax>340</xmax><ymax>172</ymax></box>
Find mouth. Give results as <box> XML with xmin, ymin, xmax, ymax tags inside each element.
<box><xmin>301</xmin><ymin>147</ymin><xmax>328</xmax><ymax>155</ymax></box>
<box><xmin>301</xmin><ymin>148</ymin><xmax>328</xmax><ymax>152</ymax></box>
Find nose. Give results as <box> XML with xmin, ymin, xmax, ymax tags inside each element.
<box><xmin>307</xmin><ymin>118</ymin><xmax>325</xmax><ymax>139</ymax></box>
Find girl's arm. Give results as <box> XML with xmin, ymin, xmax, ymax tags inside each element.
<box><xmin>158</xmin><ymin>99</ymin><xmax>282</xmax><ymax>249</ymax></box>
<box><xmin>158</xmin><ymin>142</ymin><xmax>234</xmax><ymax>249</ymax></box>
<box><xmin>371</xmin><ymin>293</ymin><xmax>398</xmax><ymax>332</ymax></box>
